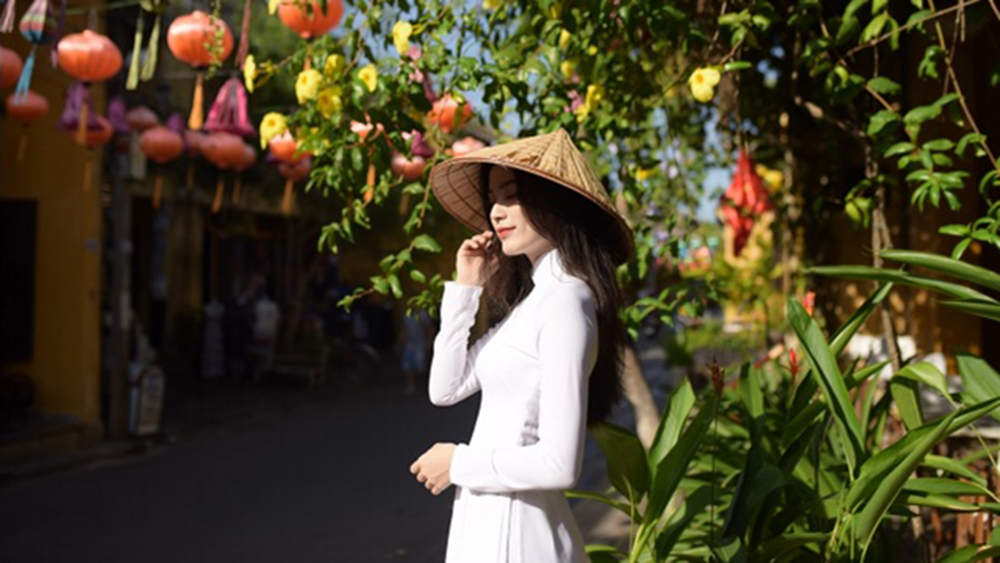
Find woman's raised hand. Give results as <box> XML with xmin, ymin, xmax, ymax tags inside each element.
<box><xmin>456</xmin><ymin>230</ymin><xmax>496</xmax><ymax>286</ymax></box>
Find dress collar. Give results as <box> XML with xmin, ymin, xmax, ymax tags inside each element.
<box><xmin>531</xmin><ymin>247</ymin><xmax>569</xmax><ymax>287</ymax></box>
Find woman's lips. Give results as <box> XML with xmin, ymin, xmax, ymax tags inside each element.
<box><xmin>497</xmin><ymin>227</ymin><xmax>515</xmax><ymax>239</ymax></box>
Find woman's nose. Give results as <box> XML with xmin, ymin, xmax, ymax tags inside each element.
<box><xmin>490</xmin><ymin>202</ymin><xmax>506</xmax><ymax>223</ymax></box>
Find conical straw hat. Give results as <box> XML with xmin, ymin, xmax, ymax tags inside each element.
<box><xmin>429</xmin><ymin>128</ymin><xmax>634</xmax><ymax>264</ymax></box>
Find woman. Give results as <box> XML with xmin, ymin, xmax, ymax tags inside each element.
<box><xmin>409</xmin><ymin>129</ymin><xmax>634</xmax><ymax>563</ymax></box>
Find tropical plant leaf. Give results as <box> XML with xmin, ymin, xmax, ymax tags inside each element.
<box><xmin>755</xmin><ymin>532</ymin><xmax>830</xmax><ymax>562</ymax></box>
<box><xmin>940</xmin><ymin>299</ymin><xmax>1000</xmax><ymax>323</ymax></box>
<box><xmin>958</xmin><ymin>353</ymin><xmax>1000</xmax><ymax>423</ymax></box>
<box><xmin>879</xmin><ymin>249</ymin><xmax>1000</xmax><ymax>293</ymax></box>
<box><xmin>565</xmin><ymin>489</ymin><xmax>632</xmax><ymax>515</ymax></box>
<box><xmin>890</xmin><ymin>376</ymin><xmax>923</xmax><ymax>430</ymax></box>
<box><xmin>922</xmin><ymin>454</ymin><xmax>987</xmax><ymax>487</ymax></box>
<box><xmin>853</xmin><ymin>410</ymin><xmax>958</xmax><ymax>550</ymax></box>
<box><xmin>828</xmin><ymin>282</ymin><xmax>894</xmax><ymax>356</ymax></box>
<box><xmin>788</xmin><ymin>296</ymin><xmax>865</xmax><ymax>473</ymax></box>
<box><xmin>591</xmin><ymin>423</ymin><xmax>650</xmax><ymax>505</ymax></box>
<box><xmin>893</xmin><ymin>361</ymin><xmax>953</xmax><ymax>400</ymax></box>
<box><xmin>845</xmin><ymin>359</ymin><xmax>892</xmax><ymax>390</ymax></box>
<box><xmin>655</xmin><ymin>485</ymin><xmax>715</xmax><ymax>558</ymax></box>
<box><xmin>644</xmin><ymin>396</ymin><xmax>718</xmax><ymax>527</ymax></box>
<box><xmin>903</xmin><ymin>477</ymin><xmax>997</xmax><ymax>500</ymax></box>
<box><xmin>648</xmin><ymin>377</ymin><xmax>695</xmax><ymax>476</ymax></box>
<box><xmin>897</xmin><ymin>492</ymin><xmax>979</xmax><ymax>511</ymax></box>
<box><xmin>809</xmin><ymin>266</ymin><xmax>997</xmax><ymax>303</ymax></box>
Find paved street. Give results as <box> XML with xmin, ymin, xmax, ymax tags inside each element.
<box><xmin>0</xmin><ymin>334</ymin><xmax>675</xmax><ymax>563</ymax></box>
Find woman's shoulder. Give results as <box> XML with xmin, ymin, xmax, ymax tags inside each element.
<box><xmin>535</xmin><ymin>275</ymin><xmax>595</xmax><ymax>313</ymax></box>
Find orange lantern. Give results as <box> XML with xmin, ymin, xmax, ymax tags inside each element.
<box><xmin>167</xmin><ymin>10</ymin><xmax>234</xmax><ymax>130</ymax></box>
<box><xmin>200</xmin><ymin>131</ymin><xmax>244</xmax><ymax>213</ymax></box>
<box><xmin>140</xmin><ymin>126</ymin><xmax>184</xmax><ymax>208</ymax></box>
<box><xmin>75</xmin><ymin>114</ymin><xmax>113</xmax><ymax>193</ymax></box>
<box><xmin>231</xmin><ymin>143</ymin><xmax>256</xmax><ymax>205</ymax></box>
<box><xmin>268</xmin><ymin>130</ymin><xmax>310</xmax><ymax>164</ymax></box>
<box><xmin>5</xmin><ymin>89</ymin><xmax>48</xmax><ymax>160</ymax></box>
<box><xmin>126</xmin><ymin>105</ymin><xmax>159</xmax><ymax>132</ymax></box>
<box><xmin>56</xmin><ymin>30</ymin><xmax>123</xmax><ymax>144</ymax></box>
<box><xmin>350</xmin><ymin>119</ymin><xmax>383</xmax><ymax>142</ymax></box>
<box><xmin>1</xmin><ymin>46</ymin><xmax>23</xmax><ymax>90</ymax></box>
<box><xmin>427</xmin><ymin>94</ymin><xmax>472</xmax><ymax>134</ymax></box>
<box><xmin>277</xmin><ymin>156</ymin><xmax>311</xmax><ymax>215</ymax></box>
<box><xmin>278</xmin><ymin>0</ymin><xmax>344</xmax><ymax>40</ymax></box>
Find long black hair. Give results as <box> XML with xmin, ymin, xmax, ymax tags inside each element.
<box><xmin>477</xmin><ymin>164</ymin><xmax>629</xmax><ymax>426</ymax></box>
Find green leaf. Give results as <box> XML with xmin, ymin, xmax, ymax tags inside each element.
<box><xmin>564</xmin><ymin>489</ymin><xmax>631</xmax><ymax>515</ymax></box>
<box><xmin>809</xmin><ymin>266</ymin><xmax>997</xmax><ymax>304</ymax></box>
<box><xmin>958</xmin><ymin>353</ymin><xmax>1000</xmax><ymax>422</ymax></box>
<box><xmin>922</xmin><ymin>454</ymin><xmax>987</xmax><ymax>486</ymax></box>
<box><xmin>867</xmin><ymin>109</ymin><xmax>900</xmax><ymax>136</ymax></box>
<box><xmin>853</xmin><ymin>409</ymin><xmax>958</xmax><ymax>549</ymax></box>
<box><xmin>829</xmin><ymin>282</ymin><xmax>894</xmax><ymax>356</ymax></box>
<box><xmin>940</xmin><ymin>299</ymin><xmax>1000</xmax><ymax>323</ymax></box>
<box><xmin>409</xmin><ymin>269</ymin><xmax>427</xmax><ymax>284</ymax></box>
<box><xmin>648</xmin><ymin>377</ymin><xmax>695</xmax><ymax>476</ymax></box>
<box><xmin>905</xmin><ymin>104</ymin><xmax>942</xmax><ymax>125</ymax></box>
<box><xmin>956</xmin><ymin>133</ymin><xmax>987</xmax><ymax>157</ymax></box>
<box><xmin>723</xmin><ymin>61</ymin><xmax>752</xmax><ymax>71</ymax></box>
<box><xmin>787</xmin><ymin>297</ymin><xmax>865</xmax><ymax>473</ymax></box>
<box><xmin>591</xmin><ymin>423</ymin><xmax>650</xmax><ymax>504</ymax></box>
<box><xmin>845</xmin><ymin>359</ymin><xmax>892</xmax><ymax>389</ymax></box>
<box><xmin>644</xmin><ymin>396</ymin><xmax>718</xmax><ymax>526</ymax></box>
<box><xmin>893</xmin><ymin>361</ymin><xmax>953</xmax><ymax>401</ymax></box>
<box><xmin>879</xmin><ymin>249</ymin><xmax>1000</xmax><ymax>293</ymax></box>
<box><xmin>890</xmin><ymin>376</ymin><xmax>923</xmax><ymax>430</ymax></box>
<box><xmin>412</xmin><ymin>234</ymin><xmax>443</xmax><ymax>253</ymax></box>
<box><xmin>860</xmin><ymin>12</ymin><xmax>889</xmax><ymax>42</ymax></box>
<box><xmin>903</xmin><ymin>477</ymin><xmax>997</xmax><ymax>499</ymax></box>
<box><xmin>923</xmin><ymin>139</ymin><xmax>955</xmax><ymax>152</ymax></box>
<box><xmin>755</xmin><ymin>533</ymin><xmax>831</xmax><ymax>562</ymax></box>
<box><xmin>884</xmin><ymin>141</ymin><xmax>916</xmax><ymax>157</ymax></box>
<box><xmin>897</xmin><ymin>492</ymin><xmax>979</xmax><ymax>511</ymax></box>
<box><xmin>655</xmin><ymin>485</ymin><xmax>714</xmax><ymax>557</ymax></box>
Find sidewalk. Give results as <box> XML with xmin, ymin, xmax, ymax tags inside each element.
<box><xmin>0</xmin><ymin>351</ymin><xmax>396</xmax><ymax>488</ymax></box>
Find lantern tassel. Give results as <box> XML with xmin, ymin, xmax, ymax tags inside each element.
<box><xmin>14</xmin><ymin>45</ymin><xmax>37</xmax><ymax>99</ymax></box>
<box><xmin>1</xmin><ymin>0</ymin><xmax>15</xmax><ymax>33</ymax></box>
<box><xmin>153</xmin><ymin>176</ymin><xmax>163</xmax><ymax>208</ymax></box>
<box><xmin>140</xmin><ymin>13</ymin><xmax>160</xmax><ymax>82</ymax></box>
<box><xmin>49</xmin><ymin>0</ymin><xmax>67</xmax><ymax>67</ymax></box>
<box><xmin>212</xmin><ymin>175</ymin><xmax>224</xmax><ymax>213</ymax></box>
<box><xmin>83</xmin><ymin>154</ymin><xmax>93</xmax><ymax>193</ymax></box>
<box><xmin>76</xmin><ymin>99</ymin><xmax>89</xmax><ymax>145</ymax></box>
<box><xmin>126</xmin><ymin>9</ymin><xmax>144</xmax><ymax>90</ymax></box>
<box><xmin>186</xmin><ymin>164</ymin><xmax>194</xmax><ymax>191</ymax></box>
<box><xmin>235</xmin><ymin>0</ymin><xmax>251</xmax><ymax>66</ymax></box>
<box><xmin>189</xmin><ymin>71</ymin><xmax>204</xmax><ymax>130</ymax></box>
<box><xmin>232</xmin><ymin>176</ymin><xmax>242</xmax><ymax>205</ymax></box>
<box><xmin>18</xmin><ymin>129</ymin><xmax>28</xmax><ymax>161</ymax></box>
<box><xmin>281</xmin><ymin>179</ymin><xmax>293</xmax><ymax>215</ymax></box>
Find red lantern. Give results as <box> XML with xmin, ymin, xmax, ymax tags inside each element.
<box><xmin>427</xmin><ymin>94</ymin><xmax>472</xmax><ymax>134</ymax></box>
<box><xmin>268</xmin><ymin>131</ymin><xmax>310</xmax><ymax>164</ymax></box>
<box><xmin>140</xmin><ymin>126</ymin><xmax>184</xmax><ymax>208</ymax></box>
<box><xmin>56</xmin><ymin>30</ymin><xmax>123</xmax><ymax>144</ymax></box>
<box><xmin>57</xmin><ymin>30</ymin><xmax>123</xmax><ymax>82</ymax></box>
<box><xmin>278</xmin><ymin>0</ymin><xmax>344</xmax><ymax>40</ymax></box>
<box><xmin>278</xmin><ymin>156</ymin><xmax>311</xmax><ymax>215</ymax></box>
<box><xmin>201</xmin><ymin>132</ymin><xmax>244</xmax><ymax>213</ymax></box>
<box><xmin>167</xmin><ymin>10</ymin><xmax>234</xmax><ymax>131</ymax></box>
<box><xmin>391</xmin><ymin>153</ymin><xmax>427</xmax><ymax>182</ymax></box>
<box><xmin>5</xmin><ymin>89</ymin><xmax>48</xmax><ymax>160</ymax></box>
<box><xmin>184</xmin><ymin>129</ymin><xmax>205</xmax><ymax>157</ymax></box>
<box><xmin>1</xmin><ymin>46</ymin><xmax>23</xmax><ymax>90</ymax></box>
<box><xmin>719</xmin><ymin>151</ymin><xmax>773</xmax><ymax>257</ymax></box>
<box><xmin>126</xmin><ymin>105</ymin><xmax>159</xmax><ymax>132</ymax></box>
<box><xmin>231</xmin><ymin>143</ymin><xmax>256</xmax><ymax>206</ymax></box>
<box><xmin>74</xmin><ymin>114</ymin><xmax>113</xmax><ymax>193</ymax></box>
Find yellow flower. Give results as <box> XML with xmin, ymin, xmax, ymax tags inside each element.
<box><xmin>324</xmin><ymin>54</ymin><xmax>345</xmax><ymax>78</ymax></box>
<box><xmin>358</xmin><ymin>64</ymin><xmax>378</xmax><ymax>92</ymax></box>
<box><xmin>268</xmin><ymin>0</ymin><xmax>280</xmax><ymax>15</ymax></box>
<box><xmin>636</xmin><ymin>167</ymin><xmax>656</xmax><ymax>182</ymax></box>
<box><xmin>689</xmin><ymin>67</ymin><xmax>721</xmax><ymax>103</ymax></box>
<box><xmin>243</xmin><ymin>55</ymin><xmax>257</xmax><ymax>94</ymax></box>
<box><xmin>585</xmin><ymin>83</ymin><xmax>604</xmax><ymax>108</ymax></box>
<box><xmin>558</xmin><ymin>29</ymin><xmax>572</xmax><ymax>50</ymax></box>
<box><xmin>259</xmin><ymin>113</ymin><xmax>288</xmax><ymax>149</ymax></box>
<box><xmin>317</xmin><ymin>87</ymin><xmax>343</xmax><ymax>118</ymax></box>
<box><xmin>393</xmin><ymin>21</ymin><xmax>412</xmax><ymax>56</ymax></box>
<box><xmin>560</xmin><ymin>60</ymin><xmax>576</xmax><ymax>78</ymax></box>
<box><xmin>482</xmin><ymin>0</ymin><xmax>502</xmax><ymax>9</ymax></box>
<box><xmin>296</xmin><ymin>68</ymin><xmax>322</xmax><ymax>104</ymax></box>
<box><xmin>587</xmin><ymin>45</ymin><xmax>598</xmax><ymax>56</ymax></box>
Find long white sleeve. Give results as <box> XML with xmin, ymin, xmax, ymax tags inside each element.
<box><xmin>449</xmin><ymin>283</ymin><xmax>597</xmax><ymax>492</ymax></box>
<box><xmin>428</xmin><ymin>282</ymin><xmax>497</xmax><ymax>406</ymax></box>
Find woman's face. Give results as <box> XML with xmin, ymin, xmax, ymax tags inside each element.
<box><xmin>487</xmin><ymin>166</ymin><xmax>553</xmax><ymax>266</ymax></box>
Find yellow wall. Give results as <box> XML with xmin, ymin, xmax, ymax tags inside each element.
<box><xmin>1</xmin><ymin>38</ymin><xmax>105</xmax><ymax>426</ymax></box>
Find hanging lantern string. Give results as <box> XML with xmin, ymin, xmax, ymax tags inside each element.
<box><xmin>64</xmin><ymin>0</ymin><xmax>142</xmax><ymax>16</ymax></box>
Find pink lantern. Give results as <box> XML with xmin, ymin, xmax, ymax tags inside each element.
<box><xmin>204</xmin><ymin>77</ymin><xmax>254</xmax><ymax>138</ymax></box>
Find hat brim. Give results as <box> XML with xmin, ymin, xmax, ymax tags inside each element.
<box><xmin>429</xmin><ymin>155</ymin><xmax>635</xmax><ymax>265</ymax></box>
